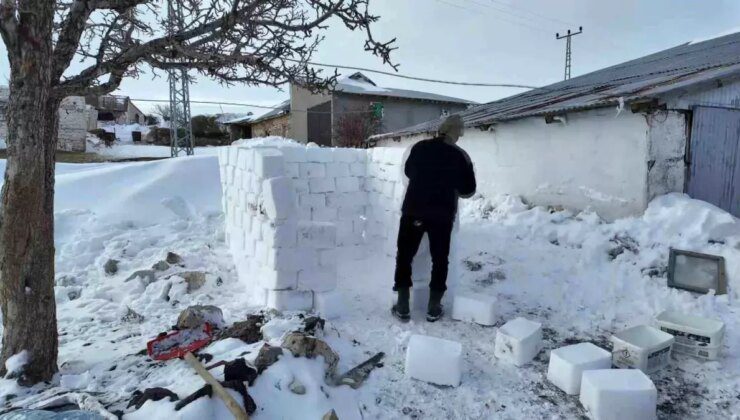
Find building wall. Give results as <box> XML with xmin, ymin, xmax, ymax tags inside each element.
<box><xmin>663</xmin><ymin>77</ymin><xmax>740</xmax><ymax>110</ymax></box>
<box><xmin>126</xmin><ymin>102</ymin><xmax>146</xmax><ymax>125</ymax></box>
<box><xmin>1</xmin><ymin>88</ymin><xmax>94</xmax><ymax>152</ymax></box>
<box><xmin>377</xmin><ymin>108</ymin><xmax>659</xmax><ymax>221</ymax></box>
<box><xmin>289</xmin><ymin>85</ymin><xmax>331</xmax><ymax>142</ymax></box>
<box><xmin>251</xmin><ymin>114</ymin><xmax>290</xmax><ymax>138</ymax></box>
<box><xmin>58</xmin><ymin>96</ymin><xmax>96</xmax><ymax>152</ymax></box>
<box><xmin>332</xmin><ymin>93</ymin><xmax>468</xmax><ymax>146</ymax></box>
<box><xmin>646</xmin><ymin>110</ymin><xmax>688</xmax><ymax>201</ymax></box>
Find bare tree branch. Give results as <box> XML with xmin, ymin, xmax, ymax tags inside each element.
<box><xmin>50</xmin><ymin>0</ymin><xmax>397</xmax><ymax>98</ymax></box>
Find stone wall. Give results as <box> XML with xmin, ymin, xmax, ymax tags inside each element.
<box><xmin>251</xmin><ymin>115</ymin><xmax>290</xmax><ymax>138</ymax></box>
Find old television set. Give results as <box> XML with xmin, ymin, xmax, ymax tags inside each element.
<box><xmin>667</xmin><ymin>248</ymin><xmax>727</xmax><ymax>295</ymax></box>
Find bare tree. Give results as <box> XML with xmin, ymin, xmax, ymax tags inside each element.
<box><xmin>153</xmin><ymin>104</ymin><xmax>172</xmax><ymax>122</ymax></box>
<box><xmin>0</xmin><ymin>0</ymin><xmax>395</xmax><ymax>384</ymax></box>
<box><xmin>334</xmin><ymin>105</ymin><xmax>380</xmax><ymax>147</ymax></box>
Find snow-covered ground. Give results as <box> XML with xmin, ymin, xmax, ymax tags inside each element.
<box><xmin>0</xmin><ymin>152</ymin><xmax>738</xmax><ymax>419</ymax></box>
<box><xmin>87</xmin><ymin>141</ymin><xmax>221</xmax><ymax>159</ymax></box>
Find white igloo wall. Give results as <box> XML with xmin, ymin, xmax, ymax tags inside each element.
<box><xmin>218</xmin><ymin>141</ymin><xmax>446</xmax><ymax>312</ymax></box>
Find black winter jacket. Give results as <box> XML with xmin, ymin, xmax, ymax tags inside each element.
<box><xmin>401</xmin><ymin>138</ymin><xmax>477</xmax><ymax>221</ymax></box>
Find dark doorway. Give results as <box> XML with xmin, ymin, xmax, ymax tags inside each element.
<box><xmin>307</xmin><ymin>101</ymin><xmax>332</xmax><ymax>146</ymax></box>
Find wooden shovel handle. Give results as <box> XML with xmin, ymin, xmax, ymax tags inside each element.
<box><xmin>183</xmin><ymin>352</ymin><xmax>249</xmax><ymax>420</ymax></box>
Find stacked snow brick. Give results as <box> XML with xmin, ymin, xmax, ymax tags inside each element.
<box><xmin>294</xmin><ymin>146</ymin><xmax>369</xmax><ymax>261</ymax></box>
<box><xmin>218</xmin><ymin>144</ymin><xmax>340</xmax><ymax>311</ymax></box>
<box><xmin>220</xmin><ymin>140</ymin><xmax>462</xmax><ymax>312</ymax></box>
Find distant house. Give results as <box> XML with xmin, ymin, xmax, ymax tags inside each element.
<box><xmin>374</xmin><ymin>32</ymin><xmax>740</xmax><ymax>219</ymax></box>
<box><xmin>225</xmin><ymin>72</ymin><xmax>473</xmax><ymax>145</ymax></box>
<box><xmin>0</xmin><ymin>86</ymin><xmax>97</xmax><ymax>152</ymax></box>
<box><xmin>226</xmin><ymin>100</ymin><xmax>290</xmax><ymax>141</ymax></box>
<box><xmin>85</xmin><ymin>94</ymin><xmax>146</xmax><ymax>125</ymax></box>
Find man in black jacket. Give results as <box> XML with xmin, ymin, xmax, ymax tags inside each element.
<box><xmin>392</xmin><ymin>114</ymin><xmax>476</xmax><ymax>322</ymax></box>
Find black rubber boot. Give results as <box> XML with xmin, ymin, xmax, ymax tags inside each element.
<box><xmin>426</xmin><ymin>290</ymin><xmax>445</xmax><ymax>322</ymax></box>
<box><xmin>391</xmin><ymin>288</ymin><xmax>411</xmax><ymax>322</ymax></box>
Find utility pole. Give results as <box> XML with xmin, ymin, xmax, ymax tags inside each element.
<box><xmin>556</xmin><ymin>26</ymin><xmax>583</xmax><ymax>80</ymax></box>
<box><xmin>167</xmin><ymin>0</ymin><xmax>194</xmax><ymax>157</ymax></box>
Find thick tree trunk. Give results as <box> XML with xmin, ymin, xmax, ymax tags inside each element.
<box><xmin>0</xmin><ymin>1</ymin><xmax>59</xmax><ymax>383</ymax></box>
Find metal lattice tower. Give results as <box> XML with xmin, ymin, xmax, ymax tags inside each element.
<box><xmin>168</xmin><ymin>0</ymin><xmax>194</xmax><ymax>157</ymax></box>
<box><xmin>556</xmin><ymin>27</ymin><xmax>583</xmax><ymax>80</ymax></box>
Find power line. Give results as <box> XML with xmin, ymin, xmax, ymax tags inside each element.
<box><xmin>460</xmin><ymin>0</ymin><xmax>561</xmax><ymax>30</ymax></box>
<box><xmin>433</xmin><ymin>0</ymin><xmax>550</xmax><ymax>34</ymax></box>
<box><xmin>284</xmin><ymin>58</ymin><xmax>539</xmax><ymax>89</ymax></box>
<box><xmin>487</xmin><ymin>0</ymin><xmax>576</xmax><ymax>27</ymax></box>
<box><xmin>130</xmin><ymin>98</ymin><xmax>375</xmax><ymax>114</ymax></box>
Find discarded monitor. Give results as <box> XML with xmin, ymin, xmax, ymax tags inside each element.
<box><xmin>667</xmin><ymin>249</ymin><xmax>726</xmax><ymax>295</ymax></box>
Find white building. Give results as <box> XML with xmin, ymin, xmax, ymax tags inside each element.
<box><xmin>373</xmin><ymin>32</ymin><xmax>740</xmax><ymax>220</ymax></box>
<box><xmin>0</xmin><ymin>87</ymin><xmax>97</xmax><ymax>152</ymax></box>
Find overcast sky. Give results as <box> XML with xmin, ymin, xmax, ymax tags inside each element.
<box><xmin>2</xmin><ymin>0</ymin><xmax>739</xmax><ymax>116</ymax></box>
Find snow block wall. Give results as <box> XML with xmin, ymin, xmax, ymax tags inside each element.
<box><xmin>219</xmin><ymin>141</ymin><xmax>438</xmax><ymax>312</ymax></box>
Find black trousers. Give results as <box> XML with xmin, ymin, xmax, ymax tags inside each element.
<box><xmin>393</xmin><ymin>214</ymin><xmax>454</xmax><ymax>292</ymax></box>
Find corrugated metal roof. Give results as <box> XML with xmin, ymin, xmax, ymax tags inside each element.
<box><xmin>373</xmin><ymin>31</ymin><xmax>740</xmax><ymax>140</ymax></box>
<box><xmin>334</xmin><ymin>72</ymin><xmax>474</xmax><ymax>104</ymax></box>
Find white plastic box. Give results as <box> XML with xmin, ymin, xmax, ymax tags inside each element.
<box><xmin>611</xmin><ymin>325</ymin><xmax>674</xmax><ymax>373</ymax></box>
<box><xmin>655</xmin><ymin>310</ymin><xmax>724</xmax><ymax>360</ymax></box>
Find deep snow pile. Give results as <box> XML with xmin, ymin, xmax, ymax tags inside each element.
<box><xmin>0</xmin><ymin>151</ymin><xmax>738</xmax><ymax>419</ymax></box>
<box><xmin>87</xmin><ymin>142</ymin><xmax>221</xmax><ymax>159</ymax></box>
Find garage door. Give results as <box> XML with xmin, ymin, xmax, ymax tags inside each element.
<box><xmin>687</xmin><ymin>106</ymin><xmax>740</xmax><ymax>217</ymax></box>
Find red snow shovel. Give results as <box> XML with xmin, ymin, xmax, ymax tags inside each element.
<box><xmin>147</xmin><ymin>324</ymin><xmax>249</xmax><ymax>420</ymax></box>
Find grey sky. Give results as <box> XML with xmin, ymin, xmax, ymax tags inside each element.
<box><xmin>2</xmin><ymin>0</ymin><xmax>739</xmax><ymax>116</ymax></box>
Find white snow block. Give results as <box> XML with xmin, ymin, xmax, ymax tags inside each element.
<box><xmin>314</xmin><ymin>291</ymin><xmax>344</xmax><ymax>319</ymax></box>
<box><xmin>405</xmin><ymin>334</ymin><xmax>463</xmax><ymax>387</ymax></box>
<box><xmin>332</xmin><ymin>148</ymin><xmax>358</xmax><ymax>163</ymax></box>
<box><xmin>411</xmin><ymin>285</ymin><xmax>430</xmax><ymax>312</ymax></box>
<box><xmin>579</xmin><ymin>369</ymin><xmax>657</xmax><ymax>420</ymax></box>
<box><xmin>309</xmin><ymin>177</ymin><xmax>335</xmax><ymax>194</ymax></box>
<box><xmin>349</xmin><ymin>162</ymin><xmax>366</xmax><ymax>177</ymax></box>
<box><xmin>254</xmin><ymin>149</ymin><xmax>285</xmax><ymax>179</ymax></box>
<box><xmin>266</xmin><ymin>289</ymin><xmax>313</xmax><ymax>312</ymax></box>
<box><xmin>451</xmin><ymin>294</ymin><xmax>497</xmax><ymax>326</ymax></box>
<box><xmin>279</xmin><ymin>145</ymin><xmax>307</xmax><ymax>163</ymax></box>
<box><xmin>262</xmin><ymin>220</ymin><xmax>297</xmax><ymax>249</ymax></box>
<box><xmin>299</xmin><ymin>163</ymin><xmax>326</xmax><ymax>178</ymax></box>
<box><xmin>312</xmin><ymin>206</ymin><xmax>338</xmax><ymax>222</ymax></box>
<box><xmin>297</xmin><ymin>267</ymin><xmax>337</xmax><ymax>292</ymax></box>
<box><xmin>297</xmin><ymin>222</ymin><xmax>336</xmax><ymax>249</ymax></box>
<box><xmin>325</xmin><ymin>162</ymin><xmax>350</xmax><ymax>178</ymax></box>
<box><xmin>494</xmin><ymin>317</ymin><xmax>543</xmax><ymax>366</ymax></box>
<box><xmin>262</xmin><ymin>177</ymin><xmax>296</xmax><ymax>220</ymax></box>
<box><xmin>237</xmin><ymin>147</ymin><xmax>254</xmax><ymax>170</ymax></box>
<box><xmin>547</xmin><ymin>343</ymin><xmax>612</xmax><ymax>395</ymax></box>
<box><xmin>335</xmin><ymin>176</ymin><xmax>360</xmax><ymax>193</ymax></box>
<box><xmin>305</xmin><ymin>146</ymin><xmax>333</xmax><ymax>163</ymax></box>
<box><xmin>259</xmin><ymin>267</ymin><xmax>299</xmax><ymax>290</ymax></box>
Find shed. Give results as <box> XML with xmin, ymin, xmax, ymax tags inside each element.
<box><xmin>373</xmin><ymin>32</ymin><xmax>740</xmax><ymax>220</ymax></box>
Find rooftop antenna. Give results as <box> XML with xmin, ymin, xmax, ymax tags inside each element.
<box><xmin>556</xmin><ymin>26</ymin><xmax>583</xmax><ymax>80</ymax></box>
<box><xmin>168</xmin><ymin>0</ymin><xmax>194</xmax><ymax>157</ymax></box>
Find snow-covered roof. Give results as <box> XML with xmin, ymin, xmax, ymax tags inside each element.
<box><xmin>224</xmin><ymin>100</ymin><xmax>291</xmax><ymax>125</ymax></box>
<box><xmin>374</xmin><ymin>31</ymin><xmax>740</xmax><ymax>140</ymax></box>
<box><xmin>334</xmin><ymin>72</ymin><xmax>474</xmax><ymax>104</ymax></box>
